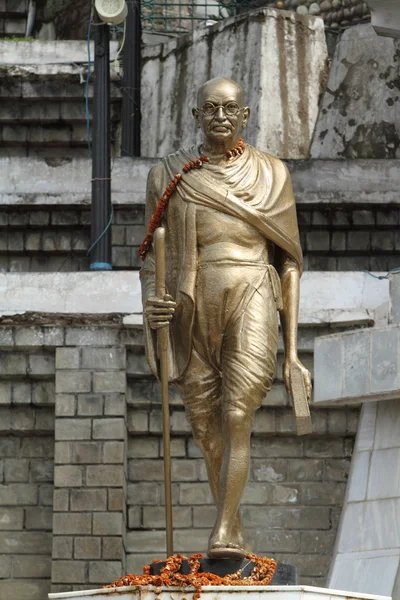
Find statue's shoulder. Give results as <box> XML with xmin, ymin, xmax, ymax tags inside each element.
<box><xmin>147</xmin><ymin>160</ymin><xmax>165</xmax><ymax>180</ymax></box>
<box><xmin>250</xmin><ymin>145</ymin><xmax>289</xmax><ymax>174</ymax></box>
<box><xmin>148</xmin><ymin>147</ymin><xmax>193</xmax><ymax>179</ymax></box>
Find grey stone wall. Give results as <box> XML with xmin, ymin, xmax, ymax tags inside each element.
<box><xmin>52</xmin><ymin>344</ymin><xmax>128</xmax><ymax>592</ymax></box>
<box><xmin>0</xmin><ymin>346</ymin><xmax>55</xmax><ymax>600</ymax></box>
<box><xmin>311</xmin><ymin>24</ymin><xmax>400</xmax><ymax>159</ymax></box>
<box><xmin>0</xmin><ymin>321</ymin><xmax>359</xmax><ymax>597</ymax></box>
<box><xmin>1</xmin><ymin>203</ymin><xmax>399</xmax><ymax>273</ymax></box>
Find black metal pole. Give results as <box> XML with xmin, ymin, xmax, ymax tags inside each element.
<box><xmin>90</xmin><ymin>18</ymin><xmax>112</xmax><ymax>270</ymax></box>
<box><xmin>121</xmin><ymin>0</ymin><xmax>141</xmax><ymax>157</ymax></box>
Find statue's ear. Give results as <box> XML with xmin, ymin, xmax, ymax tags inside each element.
<box><xmin>192</xmin><ymin>107</ymin><xmax>201</xmax><ymax>129</ymax></box>
<box><xmin>242</xmin><ymin>106</ymin><xmax>250</xmax><ymax>128</ymax></box>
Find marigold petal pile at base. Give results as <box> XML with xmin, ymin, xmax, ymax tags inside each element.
<box><xmin>105</xmin><ymin>552</ymin><xmax>277</xmax><ymax>600</ymax></box>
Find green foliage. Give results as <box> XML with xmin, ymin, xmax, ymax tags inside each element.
<box><xmin>1</xmin><ymin>36</ymin><xmax>34</xmax><ymax>41</ymax></box>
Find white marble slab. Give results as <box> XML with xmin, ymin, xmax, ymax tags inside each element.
<box><xmin>48</xmin><ymin>585</ymin><xmax>391</xmax><ymax>600</ymax></box>
<box><xmin>354</xmin><ymin>403</ymin><xmax>377</xmax><ymax>453</ymax></box>
<box><xmin>330</xmin><ymin>552</ymin><xmax>400</xmax><ymax>597</ymax></box>
<box><xmin>347</xmin><ymin>451</ymin><xmax>371</xmax><ymax>503</ymax></box>
<box><xmin>338</xmin><ymin>499</ymin><xmax>400</xmax><ymax>554</ymax></box>
<box><xmin>374</xmin><ymin>400</ymin><xmax>400</xmax><ymax>450</ymax></box>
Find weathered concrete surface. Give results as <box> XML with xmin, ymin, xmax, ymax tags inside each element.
<box><xmin>367</xmin><ymin>0</ymin><xmax>400</xmax><ymax>38</ymax></box>
<box><xmin>311</xmin><ymin>24</ymin><xmax>400</xmax><ymax>159</ymax></box>
<box><xmin>0</xmin><ymin>41</ymin><xmax>119</xmax><ymax>65</ymax></box>
<box><xmin>0</xmin><ymin>272</ymin><xmax>142</xmax><ymax>315</ymax></box>
<box><xmin>141</xmin><ymin>8</ymin><xmax>328</xmax><ymax>159</ymax></box>
<box><xmin>0</xmin><ymin>272</ymin><xmax>388</xmax><ymax>325</ymax></box>
<box><xmin>288</xmin><ymin>159</ymin><xmax>400</xmax><ymax>204</ymax></box>
<box><xmin>2</xmin><ymin>157</ymin><xmax>400</xmax><ymax>206</ymax></box>
<box><xmin>0</xmin><ymin>158</ymin><xmax>157</xmax><ymax>206</ymax></box>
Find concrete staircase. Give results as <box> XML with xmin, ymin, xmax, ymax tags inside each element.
<box><xmin>0</xmin><ymin>41</ymin><xmax>122</xmax><ymax>158</ymax></box>
<box><xmin>0</xmin><ymin>0</ymin><xmax>28</xmax><ymax>38</ymax></box>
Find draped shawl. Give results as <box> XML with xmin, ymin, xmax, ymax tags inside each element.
<box><xmin>140</xmin><ymin>144</ymin><xmax>302</xmax><ymax>382</ymax></box>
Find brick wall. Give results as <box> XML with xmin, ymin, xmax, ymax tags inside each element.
<box><xmin>299</xmin><ymin>206</ymin><xmax>400</xmax><ymax>271</ymax></box>
<box><xmin>0</xmin><ymin>323</ymin><xmax>359</xmax><ymax>597</ymax></box>
<box><xmin>126</xmin><ymin>415</ymin><xmax>356</xmax><ymax>586</ymax></box>
<box><xmin>1</xmin><ymin>204</ymin><xmax>399</xmax><ymax>273</ymax></box>
<box><xmin>0</xmin><ymin>349</ymin><xmax>55</xmax><ymax>599</ymax></box>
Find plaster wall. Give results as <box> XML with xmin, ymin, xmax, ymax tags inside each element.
<box><xmin>311</xmin><ymin>24</ymin><xmax>400</xmax><ymax>159</ymax></box>
<box><xmin>141</xmin><ymin>8</ymin><xmax>328</xmax><ymax>159</ymax></box>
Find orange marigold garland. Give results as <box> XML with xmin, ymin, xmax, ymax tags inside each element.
<box><xmin>105</xmin><ymin>552</ymin><xmax>277</xmax><ymax>600</ymax></box>
<box><xmin>139</xmin><ymin>139</ymin><xmax>245</xmax><ymax>262</ymax></box>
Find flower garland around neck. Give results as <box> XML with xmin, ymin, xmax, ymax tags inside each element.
<box><xmin>138</xmin><ymin>138</ymin><xmax>245</xmax><ymax>261</ymax></box>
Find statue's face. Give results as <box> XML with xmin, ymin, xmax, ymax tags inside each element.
<box><xmin>193</xmin><ymin>80</ymin><xmax>250</xmax><ymax>145</ymax></box>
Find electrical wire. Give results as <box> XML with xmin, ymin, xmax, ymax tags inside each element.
<box><xmin>115</xmin><ymin>17</ymin><xmax>127</xmax><ymax>60</ymax></box>
<box><xmin>365</xmin><ymin>267</ymin><xmax>400</xmax><ymax>280</ymax></box>
<box><xmin>87</xmin><ymin>204</ymin><xmax>114</xmax><ymax>258</ymax></box>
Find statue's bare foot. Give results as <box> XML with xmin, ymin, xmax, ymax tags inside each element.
<box><xmin>208</xmin><ymin>528</ymin><xmax>247</xmax><ymax>559</ymax></box>
<box><xmin>231</xmin><ymin>522</ymin><xmax>251</xmax><ymax>554</ymax></box>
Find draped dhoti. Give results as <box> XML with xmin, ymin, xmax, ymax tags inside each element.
<box><xmin>177</xmin><ymin>261</ymin><xmax>281</xmax><ymax>424</ymax></box>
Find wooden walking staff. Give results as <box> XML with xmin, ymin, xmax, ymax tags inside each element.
<box><xmin>154</xmin><ymin>227</ymin><xmax>174</xmax><ymax>557</ymax></box>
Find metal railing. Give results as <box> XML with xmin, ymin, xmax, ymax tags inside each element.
<box><xmin>141</xmin><ymin>0</ymin><xmax>254</xmax><ymax>34</ymax></box>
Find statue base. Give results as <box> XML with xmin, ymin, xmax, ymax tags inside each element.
<box><xmin>149</xmin><ymin>559</ymin><xmax>297</xmax><ymax>585</ymax></box>
<box><xmin>49</xmin><ymin>584</ymin><xmax>391</xmax><ymax>600</ymax></box>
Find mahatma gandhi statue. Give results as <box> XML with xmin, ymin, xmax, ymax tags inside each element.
<box><xmin>140</xmin><ymin>77</ymin><xmax>311</xmax><ymax>560</ymax></box>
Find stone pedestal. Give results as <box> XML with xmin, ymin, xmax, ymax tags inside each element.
<box><xmin>48</xmin><ymin>584</ymin><xmax>391</xmax><ymax>600</ymax></box>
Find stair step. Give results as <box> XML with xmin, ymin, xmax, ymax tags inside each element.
<box><xmin>0</xmin><ymin>79</ymin><xmax>122</xmax><ymax>101</ymax></box>
<box><xmin>0</xmin><ymin>39</ymin><xmax>119</xmax><ymax>64</ymax></box>
<box><xmin>0</xmin><ymin>102</ymin><xmax>120</xmax><ymax>123</ymax></box>
<box><xmin>0</xmin><ymin>123</ymin><xmax>93</xmax><ymax>146</ymax></box>
<box><xmin>1</xmin><ymin>0</ymin><xmax>28</xmax><ymax>15</ymax></box>
<box><xmin>0</xmin><ymin>17</ymin><xmax>27</xmax><ymax>35</ymax></box>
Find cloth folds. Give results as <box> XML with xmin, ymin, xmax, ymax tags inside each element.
<box><xmin>140</xmin><ymin>144</ymin><xmax>302</xmax><ymax>383</ymax></box>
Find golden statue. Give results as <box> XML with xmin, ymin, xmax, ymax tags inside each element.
<box><xmin>140</xmin><ymin>77</ymin><xmax>312</xmax><ymax>560</ymax></box>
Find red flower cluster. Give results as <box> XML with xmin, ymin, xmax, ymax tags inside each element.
<box><xmin>183</xmin><ymin>156</ymin><xmax>209</xmax><ymax>173</ymax></box>
<box><xmin>226</xmin><ymin>138</ymin><xmax>245</xmax><ymax>159</ymax></box>
<box><xmin>138</xmin><ymin>173</ymin><xmax>183</xmax><ymax>261</ymax></box>
<box><xmin>138</xmin><ymin>139</ymin><xmax>245</xmax><ymax>261</ymax></box>
<box><xmin>105</xmin><ymin>552</ymin><xmax>277</xmax><ymax>600</ymax></box>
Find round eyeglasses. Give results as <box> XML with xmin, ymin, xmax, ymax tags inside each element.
<box><xmin>199</xmin><ymin>101</ymin><xmax>243</xmax><ymax>117</ymax></box>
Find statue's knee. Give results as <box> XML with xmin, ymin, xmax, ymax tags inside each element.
<box><xmin>224</xmin><ymin>407</ymin><xmax>251</xmax><ymax>430</ymax></box>
<box><xmin>192</xmin><ymin>425</ymin><xmax>220</xmax><ymax>454</ymax></box>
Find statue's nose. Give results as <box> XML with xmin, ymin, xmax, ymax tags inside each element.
<box><xmin>215</xmin><ymin>106</ymin><xmax>225</xmax><ymax>119</ymax></box>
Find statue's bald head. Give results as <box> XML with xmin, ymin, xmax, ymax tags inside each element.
<box><xmin>193</xmin><ymin>77</ymin><xmax>250</xmax><ymax>149</ymax></box>
<box><xmin>197</xmin><ymin>78</ymin><xmax>244</xmax><ymax>107</ymax></box>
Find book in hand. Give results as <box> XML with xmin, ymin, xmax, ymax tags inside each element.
<box><xmin>289</xmin><ymin>362</ymin><xmax>312</xmax><ymax>436</ymax></box>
